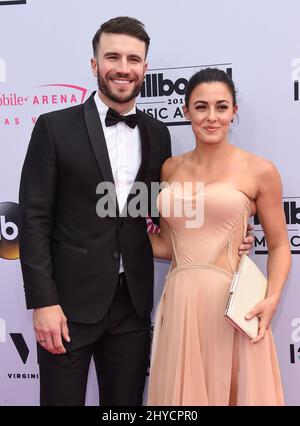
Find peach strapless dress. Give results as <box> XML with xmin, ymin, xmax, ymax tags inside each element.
<box><xmin>147</xmin><ymin>184</ymin><xmax>284</xmax><ymax>406</ymax></box>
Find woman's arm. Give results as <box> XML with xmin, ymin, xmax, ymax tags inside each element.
<box><xmin>148</xmin><ymin>157</ymin><xmax>177</xmax><ymax>260</ymax></box>
<box><xmin>149</xmin><ymin>217</ymin><xmax>172</xmax><ymax>260</ymax></box>
<box><xmin>246</xmin><ymin>160</ymin><xmax>291</xmax><ymax>343</ymax></box>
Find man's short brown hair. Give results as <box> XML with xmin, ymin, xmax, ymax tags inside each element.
<box><xmin>92</xmin><ymin>16</ymin><xmax>150</xmax><ymax>57</ymax></box>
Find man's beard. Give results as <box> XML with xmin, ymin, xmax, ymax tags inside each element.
<box><xmin>97</xmin><ymin>69</ymin><xmax>143</xmax><ymax>104</ymax></box>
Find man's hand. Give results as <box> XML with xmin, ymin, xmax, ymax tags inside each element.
<box><xmin>239</xmin><ymin>223</ymin><xmax>254</xmax><ymax>256</ymax></box>
<box><xmin>33</xmin><ymin>305</ymin><xmax>70</xmax><ymax>354</ymax></box>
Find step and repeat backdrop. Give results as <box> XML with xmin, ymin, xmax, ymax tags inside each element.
<box><xmin>0</xmin><ymin>0</ymin><xmax>299</xmax><ymax>405</ymax></box>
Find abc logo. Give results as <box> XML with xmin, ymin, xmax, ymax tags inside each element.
<box><xmin>0</xmin><ymin>202</ymin><xmax>19</xmax><ymax>260</ymax></box>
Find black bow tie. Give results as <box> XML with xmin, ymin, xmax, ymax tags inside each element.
<box><xmin>105</xmin><ymin>107</ymin><xmax>139</xmax><ymax>129</ymax></box>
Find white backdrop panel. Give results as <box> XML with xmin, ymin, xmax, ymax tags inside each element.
<box><xmin>0</xmin><ymin>0</ymin><xmax>299</xmax><ymax>405</ymax></box>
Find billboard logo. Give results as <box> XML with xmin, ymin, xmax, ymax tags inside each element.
<box><xmin>137</xmin><ymin>63</ymin><xmax>232</xmax><ymax>126</ymax></box>
<box><xmin>254</xmin><ymin>198</ymin><xmax>300</xmax><ymax>254</ymax></box>
<box><xmin>292</xmin><ymin>58</ymin><xmax>300</xmax><ymax>101</ymax></box>
<box><xmin>141</xmin><ymin>73</ymin><xmax>187</xmax><ymax>98</ymax></box>
<box><xmin>0</xmin><ymin>202</ymin><xmax>19</xmax><ymax>260</ymax></box>
<box><xmin>0</xmin><ymin>58</ymin><xmax>6</xmax><ymax>83</ymax></box>
<box><xmin>290</xmin><ymin>318</ymin><xmax>300</xmax><ymax>363</ymax></box>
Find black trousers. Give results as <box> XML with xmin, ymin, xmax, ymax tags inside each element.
<box><xmin>38</xmin><ymin>274</ymin><xmax>151</xmax><ymax>406</ymax></box>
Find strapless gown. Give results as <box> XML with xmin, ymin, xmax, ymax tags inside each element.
<box><xmin>147</xmin><ymin>183</ymin><xmax>284</xmax><ymax>406</ymax></box>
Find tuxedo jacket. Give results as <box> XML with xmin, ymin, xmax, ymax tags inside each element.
<box><xmin>19</xmin><ymin>93</ymin><xmax>171</xmax><ymax>324</ymax></box>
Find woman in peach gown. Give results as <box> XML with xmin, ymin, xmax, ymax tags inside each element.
<box><xmin>147</xmin><ymin>68</ymin><xmax>291</xmax><ymax>406</ymax></box>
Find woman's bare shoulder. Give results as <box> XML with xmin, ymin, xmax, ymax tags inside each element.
<box><xmin>161</xmin><ymin>152</ymin><xmax>190</xmax><ymax>181</ymax></box>
<box><xmin>236</xmin><ymin>147</ymin><xmax>278</xmax><ymax>177</ymax></box>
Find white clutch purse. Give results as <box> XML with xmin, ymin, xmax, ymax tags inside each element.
<box><xmin>224</xmin><ymin>254</ymin><xmax>268</xmax><ymax>339</ymax></box>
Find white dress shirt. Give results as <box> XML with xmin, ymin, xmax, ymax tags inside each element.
<box><xmin>94</xmin><ymin>92</ymin><xmax>141</xmax><ymax>272</ymax></box>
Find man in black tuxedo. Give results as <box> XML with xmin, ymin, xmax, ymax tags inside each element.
<box><xmin>19</xmin><ymin>16</ymin><xmax>170</xmax><ymax>406</ymax></box>
<box><xmin>19</xmin><ymin>16</ymin><xmax>253</xmax><ymax>406</ymax></box>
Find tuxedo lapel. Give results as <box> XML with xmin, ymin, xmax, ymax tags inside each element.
<box><xmin>135</xmin><ymin>110</ymin><xmax>150</xmax><ymax>183</ymax></box>
<box><xmin>120</xmin><ymin>110</ymin><xmax>151</xmax><ymax>217</ymax></box>
<box><xmin>84</xmin><ymin>93</ymin><xmax>119</xmax><ymax>215</ymax></box>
